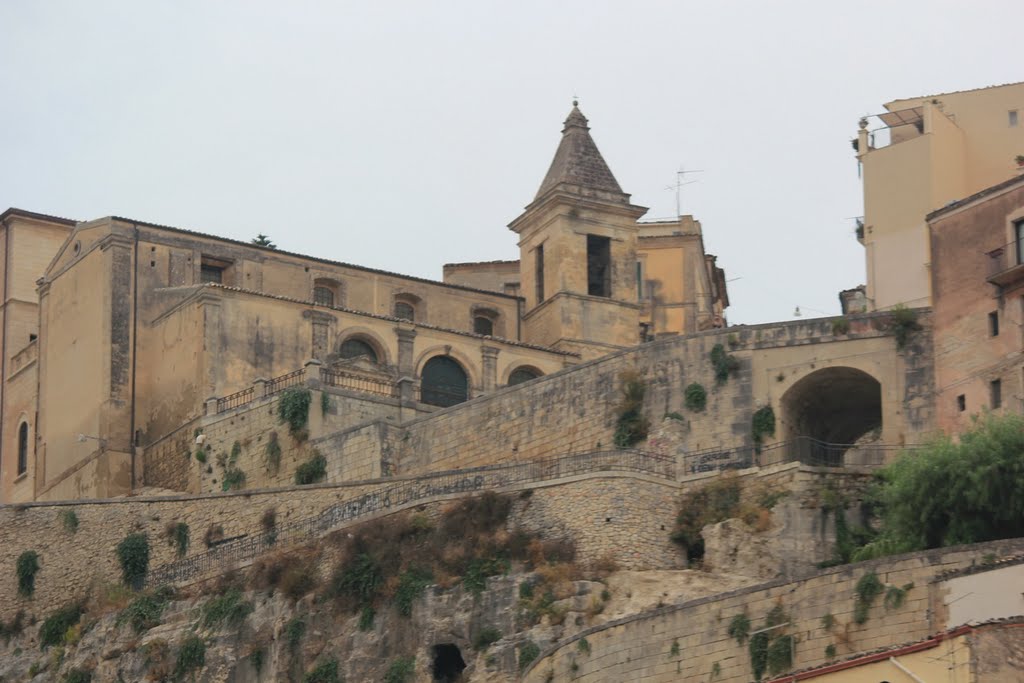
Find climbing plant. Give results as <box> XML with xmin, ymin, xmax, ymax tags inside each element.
<box><xmin>265</xmin><ymin>432</ymin><xmax>282</xmax><ymax>473</ymax></box>
<box><xmin>278</xmin><ymin>387</ymin><xmax>312</xmax><ymax>438</ymax></box>
<box><xmin>295</xmin><ymin>452</ymin><xmax>327</xmax><ymax>485</ymax></box>
<box><xmin>888</xmin><ymin>304</ymin><xmax>921</xmax><ymax>350</ymax></box>
<box><xmin>16</xmin><ymin>550</ymin><xmax>40</xmax><ymax>597</ymax></box>
<box><xmin>710</xmin><ymin>343</ymin><xmax>740</xmax><ymax>384</ymax></box>
<box><xmin>853</xmin><ymin>571</ymin><xmax>883</xmax><ymax>624</ymax></box>
<box><xmin>751</xmin><ymin>405</ymin><xmax>776</xmax><ymax>446</ymax></box>
<box><xmin>168</xmin><ymin>522</ymin><xmax>189</xmax><ymax>559</ymax></box>
<box><xmin>60</xmin><ymin>509</ymin><xmax>79</xmax><ymax>534</ymax></box>
<box><xmin>613</xmin><ymin>370</ymin><xmax>649</xmax><ymax>448</ymax></box>
<box><xmin>117</xmin><ymin>533</ymin><xmax>150</xmax><ymax>589</ymax></box>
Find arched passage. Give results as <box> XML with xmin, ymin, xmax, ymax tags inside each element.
<box><xmin>781</xmin><ymin>367</ymin><xmax>882</xmax><ymax>445</ymax></box>
<box><xmin>421</xmin><ymin>356</ymin><xmax>469</xmax><ymax>407</ymax></box>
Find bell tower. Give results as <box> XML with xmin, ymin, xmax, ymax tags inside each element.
<box><xmin>509</xmin><ymin>102</ymin><xmax>648</xmax><ymax>358</ymax></box>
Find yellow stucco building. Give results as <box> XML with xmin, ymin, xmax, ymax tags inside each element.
<box><xmin>0</xmin><ymin>103</ymin><xmax>728</xmax><ymax>503</ymax></box>
<box><xmin>855</xmin><ymin>80</ymin><xmax>1024</xmax><ymax>311</ymax></box>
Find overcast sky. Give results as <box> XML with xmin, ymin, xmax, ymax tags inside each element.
<box><xmin>2</xmin><ymin>1</ymin><xmax>1021</xmax><ymax>324</ymax></box>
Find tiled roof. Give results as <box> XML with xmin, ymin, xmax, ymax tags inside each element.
<box><xmin>535</xmin><ymin>102</ymin><xmax>624</xmax><ymax>200</ymax></box>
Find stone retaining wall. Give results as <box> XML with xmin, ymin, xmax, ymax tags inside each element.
<box><xmin>523</xmin><ymin>538</ymin><xmax>1024</xmax><ymax>683</ymax></box>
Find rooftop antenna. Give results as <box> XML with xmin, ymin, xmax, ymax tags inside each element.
<box><xmin>665</xmin><ymin>166</ymin><xmax>704</xmax><ymax>217</ymax></box>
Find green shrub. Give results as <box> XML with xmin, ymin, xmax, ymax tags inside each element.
<box><xmin>670</xmin><ymin>476</ymin><xmax>742</xmax><ymax>562</ymax></box>
<box><xmin>63</xmin><ymin>668</ymin><xmax>93</xmax><ymax>683</ymax></box>
<box><xmin>463</xmin><ymin>556</ymin><xmax>508</xmax><ymax>596</ymax></box>
<box><xmin>383</xmin><ymin>655</ymin><xmax>415</xmax><ymax>683</ymax></box>
<box><xmin>578</xmin><ymin>637</ymin><xmax>591</xmax><ymax>655</ymax></box>
<box><xmin>174</xmin><ymin>634</ymin><xmax>205</xmax><ymax>679</ymax></box>
<box><xmin>751</xmin><ymin>405</ymin><xmax>776</xmax><ymax>446</ymax></box>
<box><xmin>321</xmin><ymin>391</ymin><xmax>330</xmax><ymax>416</ymax></box>
<box><xmin>194</xmin><ymin>447</ymin><xmax>207</xmax><ymax>464</ymax></box>
<box><xmin>613</xmin><ymin>370</ymin><xmax>649</xmax><ymax>449</ymax></box>
<box><xmin>221</xmin><ymin>468</ymin><xmax>246</xmax><ymax>492</ymax></box>
<box><xmin>710</xmin><ymin>343</ymin><xmax>740</xmax><ymax>384</ymax></box>
<box><xmin>116</xmin><ymin>533</ymin><xmax>150</xmax><ymax>589</ymax></box>
<box><xmin>830</xmin><ymin>317</ymin><xmax>850</xmax><ymax>335</ymax></box>
<box><xmin>889</xmin><ymin>304</ymin><xmax>921</xmax><ymax>350</ymax></box>
<box><xmin>853</xmin><ymin>413</ymin><xmax>1024</xmax><ymax>562</ymax></box>
<box><xmin>200</xmin><ymin>588</ymin><xmax>252</xmax><ymax>629</ymax></box>
<box><xmin>475</xmin><ymin>627</ymin><xmax>503</xmax><ymax>650</ymax></box>
<box><xmin>59</xmin><ymin>510</ymin><xmax>79</xmax><ymax>534</ymax></box>
<box><xmin>118</xmin><ymin>586</ymin><xmax>174</xmax><ymax>633</ymax></box>
<box><xmin>357</xmin><ymin>605</ymin><xmax>375</xmax><ymax>631</ymax></box>
<box><xmin>330</xmin><ymin>553</ymin><xmax>383</xmax><ymax>608</ymax></box>
<box><xmin>278</xmin><ymin>387</ymin><xmax>312</xmax><ymax>437</ymax></box>
<box><xmin>518</xmin><ymin>640</ymin><xmax>540</xmax><ymax>671</ymax></box>
<box><xmin>824</xmin><ymin>643</ymin><xmax>836</xmax><ymax>660</ymax></box>
<box><xmin>295</xmin><ymin>452</ymin><xmax>327</xmax><ymax>485</ymax></box>
<box><xmin>265</xmin><ymin>432</ymin><xmax>282</xmax><ymax>473</ymax></box>
<box><xmin>285</xmin><ymin>616</ymin><xmax>306</xmax><ymax>651</ymax></box>
<box><xmin>669</xmin><ymin>638</ymin><xmax>680</xmax><ymax>657</ymax></box>
<box><xmin>250</xmin><ymin>648</ymin><xmax>264</xmax><ymax>674</ymax></box>
<box><xmin>885</xmin><ymin>582</ymin><xmax>913</xmax><ymax>610</ymax></box>
<box><xmin>17</xmin><ymin>550</ymin><xmax>40</xmax><ymax>597</ymax></box>
<box><xmin>304</xmin><ymin>657</ymin><xmax>340</xmax><ymax>683</ymax></box>
<box><xmin>395</xmin><ymin>566</ymin><xmax>433</xmax><ymax>617</ymax></box>
<box><xmin>230</xmin><ymin>440</ymin><xmax>242</xmax><ymax>463</ymax></box>
<box><xmin>684</xmin><ymin>383</ymin><xmax>707</xmax><ymax>411</ymax></box>
<box><xmin>39</xmin><ymin>604</ymin><xmax>83</xmax><ymax>648</ymax></box>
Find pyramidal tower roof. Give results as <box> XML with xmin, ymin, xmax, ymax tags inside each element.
<box><xmin>535</xmin><ymin>101</ymin><xmax>625</xmax><ymax>201</ymax></box>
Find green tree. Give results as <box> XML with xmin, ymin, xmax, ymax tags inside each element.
<box><xmin>251</xmin><ymin>234</ymin><xmax>277</xmax><ymax>249</ymax></box>
<box><xmin>855</xmin><ymin>413</ymin><xmax>1024</xmax><ymax>560</ymax></box>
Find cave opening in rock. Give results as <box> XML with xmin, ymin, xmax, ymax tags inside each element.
<box><xmin>432</xmin><ymin>643</ymin><xmax>466</xmax><ymax>682</ymax></box>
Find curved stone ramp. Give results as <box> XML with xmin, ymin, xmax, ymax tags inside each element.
<box><xmin>146</xmin><ymin>449</ymin><xmax>675</xmax><ymax>587</ymax></box>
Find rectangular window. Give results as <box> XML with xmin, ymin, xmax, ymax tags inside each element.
<box><xmin>1016</xmin><ymin>220</ymin><xmax>1024</xmax><ymax>266</ymax></box>
<box><xmin>535</xmin><ymin>244</ymin><xmax>545</xmax><ymax>303</ymax></box>
<box><xmin>587</xmin><ymin>234</ymin><xmax>612</xmax><ymax>297</ymax></box>
<box><xmin>957</xmin><ymin>394</ymin><xmax>966</xmax><ymax>412</ymax></box>
<box><xmin>200</xmin><ymin>264</ymin><xmax>223</xmax><ymax>284</ymax></box>
<box><xmin>636</xmin><ymin>261</ymin><xmax>644</xmax><ymax>300</ymax></box>
<box><xmin>991</xmin><ymin>379</ymin><xmax>1002</xmax><ymax>409</ymax></box>
<box><xmin>989</xmin><ymin>311</ymin><xmax>1000</xmax><ymax>336</ymax></box>
<box><xmin>1011</xmin><ymin>110</ymin><xmax>1019</xmax><ymax>127</ymax></box>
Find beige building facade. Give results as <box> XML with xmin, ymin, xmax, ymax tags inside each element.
<box><xmin>1</xmin><ymin>103</ymin><xmax>729</xmax><ymax>503</ymax></box>
<box><xmin>855</xmin><ymin>80</ymin><xmax>1024</xmax><ymax>311</ymax></box>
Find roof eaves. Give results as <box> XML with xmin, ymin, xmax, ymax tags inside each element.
<box><xmin>926</xmin><ymin>174</ymin><xmax>1024</xmax><ymax>221</ymax></box>
<box><xmin>110</xmin><ymin>215</ymin><xmax>522</xmax><ymax>300</ymax></box>
<box><xmin>0</xmin><ymin>207</ymin><xmax>78</xmax><ymax>227</ymax></box>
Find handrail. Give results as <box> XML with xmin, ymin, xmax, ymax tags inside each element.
<box><xmin>146</xmin><ymin>449</ymin><xmax>674</xmax><ymax>587</ymax></box>
<box><xmin>320</xmin><ymin>367</ymin><xmax>398</xmax><ymax>399</ymax></box>
<box><xmin>145</xmin><ymin>438</ymin><xmax>914</xmax><ymax>587</ymax></box>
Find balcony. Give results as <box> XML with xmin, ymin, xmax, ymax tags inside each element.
<box><xmin>986</xmin><ymin>240</ymin><xmax>1024</xmax><ymax>288</ymax></box>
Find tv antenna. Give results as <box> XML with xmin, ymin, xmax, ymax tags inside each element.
<box><xmin>665</xmin><ymin>166</ymin><xmax>704</xmax><ymax>217</ymax></box>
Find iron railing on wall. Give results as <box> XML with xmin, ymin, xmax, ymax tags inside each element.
<box><xmin>266</xmin><ymin>368</ymin><xmax>305</xmax><ymax>397</ymax></box>
<box><xmin>683</xmin><ymin>436</ymin><xmax>917</xmax><ymax>475</ymax></box>
<box><xmin>215</xmin><ymin>386</ymin><xmax>255</xmax><ymax>413</ymax></box>
<box><xmin>320</xmin><ymin>367</ymin><xmax>398</xmax><ymax>399</ymax></box>
<box><xmin>145</xmin><ymin>449</ymin><xmax>674</xmax><ymax>587</ymax></box>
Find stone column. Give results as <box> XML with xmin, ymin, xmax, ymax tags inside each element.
<box><xmin>303</xmin><ymin>358</ymin><xmax>323</xmax><ymax>389</ymax></box>
<box><xmin>204</xmin><ymin>397</ymin><xmax>219</xmax><ymax>416</ymax></box>
<box><xmin>481</xmin><ymin>346</ymin><xmax>500</xmax><ymax>393</ymax></box>
<box><xmin>395</xmin><ymin>326</ymin><xmax>417</xmax><ymax>375</ymax></box>
<box><xmin>253</xmin><ymin>377</ymin><xmax>269</xmax><ymax>398</ymax></box>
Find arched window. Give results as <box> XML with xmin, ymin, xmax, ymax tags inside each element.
<box><xmin>17</xmin><ymin>421</ymin><xmax>29</xmax><ymax>475</ymax></box>
<box><xmin>394</xmin><ymin>301</ymin><xmax>415</xmax><ymax>321</ymax></box>
<box><xmin>421</xmin><ymin>356</ymin><xmax>468</xmax><ymax>407</ymax></box>
<box><xmin>339</xmin><ymin>338</ymin><xmax>379</xmax><ymax>363</ymax></box>
<box><xmin>474</xmin><ymin>316</ymin><xmax>494</xmax><ymax>336</ymax></box>
<box><xmin>508</xmin><ymin>367</ymin><xmax>542</xmax><ymax>386</ymax></box>
<box><xmin>313</xmin><ymin>286</ymin><xmax>334</xmax><ymax>307</ymax></box>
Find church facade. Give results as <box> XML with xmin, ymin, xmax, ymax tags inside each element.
<box><xmin>0</xmin><ymin>103</ymin><xmax>728</xmax><ymax>503</ymax></box>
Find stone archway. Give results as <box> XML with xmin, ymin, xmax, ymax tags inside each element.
<box><xmin>781</xmin><ymin>367</ymin><xmax>882</xmax><ymax>445</ymax></box>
